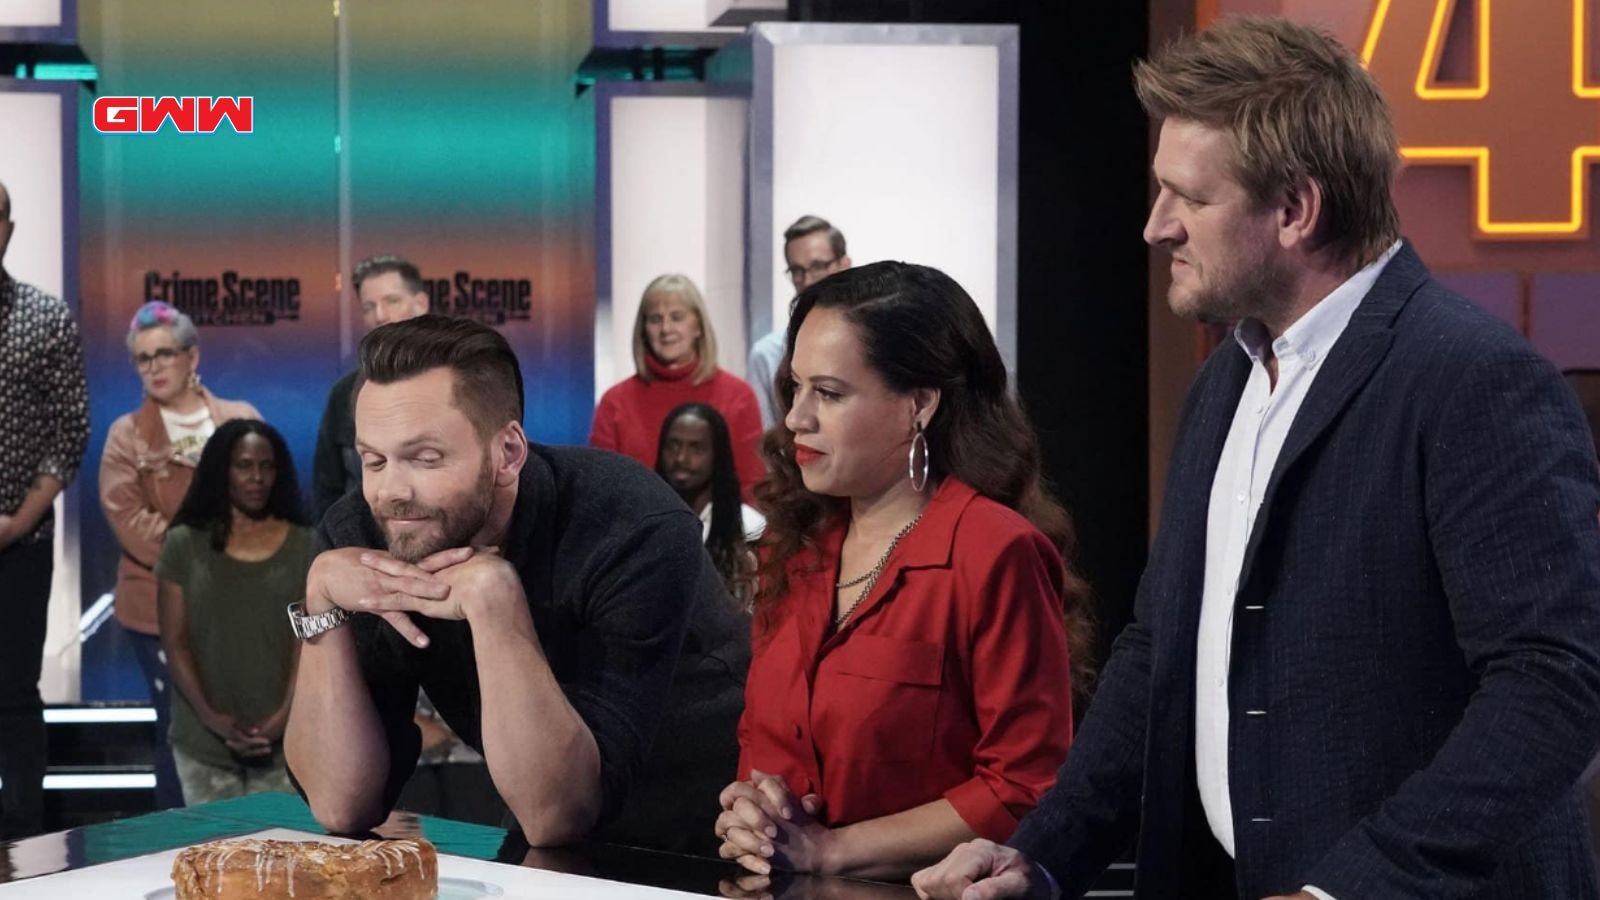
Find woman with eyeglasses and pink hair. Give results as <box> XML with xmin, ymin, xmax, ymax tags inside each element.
<box><xmin>98</xmin><ymin>301</ymin><xmax>260</xmax><ymax>808</ymax></box>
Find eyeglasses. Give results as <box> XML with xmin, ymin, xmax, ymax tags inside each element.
<box><xmin>785</xmin><ymin>257</ymin><xmax>839</xmax><ymax>284</ymax></box>
<box><xmin>132</xmin><ymin>347</ymin><xmax>184</xmax><ymax>370</ymax></box>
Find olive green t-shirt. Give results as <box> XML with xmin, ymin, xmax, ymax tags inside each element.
<box><xmin>154</xmin><ymin>523</ymin><xmax>312</xmax><ymax>768</ymax></box>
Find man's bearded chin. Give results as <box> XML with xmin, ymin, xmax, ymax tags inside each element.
<box><xmin>379</xmin><ymin>488</ymin><xmax>494</xmax><ymax>564</ymax></box>
<box><xmin>382</xmin><ymin>499</ymin><xmax>491</xmax><ymax>562</ymax></box>
<box><xmin>376</xmin><ymin>456</ymin><xmax>497</xmax><ymax>563</ymax></box>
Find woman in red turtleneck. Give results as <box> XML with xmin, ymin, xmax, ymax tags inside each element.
<box><xmin>590</xmin><ymin>273</ymin><xmax>765</xmax><ymax>498</ymax></box>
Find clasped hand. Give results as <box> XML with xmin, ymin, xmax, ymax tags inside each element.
<box><xmin>0</xmin><ymin>514</ymin><xmax>20</xmax><ymax>551</ymax></box>
<box><xmin>202</xmin><ymin>709</ymin><xmax>282</xmax><ymax>759</ymax></box>
<box><xmin>715</xmin><ymin>769</ymin><xmax>830</xmax><ymax>876</ymax></box>
<box><xmin>911</xmin><ymin>842</ymin><xmax>1317</xmax><ymax>900</ymax></box>
<box><xmin>307</xmin><ymin>545</ymin><xmax>521</xmax><ymax>647</ymax></box>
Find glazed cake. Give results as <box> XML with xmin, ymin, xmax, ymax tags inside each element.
<box><xmin>170</xmin><ymin>837</ymin><xmax>438</xmax><ymax>899</ymax></box>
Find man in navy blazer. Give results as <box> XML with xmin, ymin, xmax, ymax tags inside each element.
<box><xmin>914</xmin><ymin>16</ymin><xmax>1600</xmax><ymax>900</ymax></box>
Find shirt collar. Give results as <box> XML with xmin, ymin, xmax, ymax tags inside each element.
<box><xmin>788</xmin><ymin>478</ymin><xmax>981</xmax><ymax>649</ymax></box>
<box><xmin>1232</xmin><ymin>240</ymin><xmax>1403</xmax><ymax>365</ymax></box>
<box><xmin>798</xmin><ymin>476</ymin><xmax>980</xmax><ymax>579</ymax></box>
<box><xmin>644</xmin><ymin>353</ymin><xmax>698</xmax><ymax>382</ymax></box>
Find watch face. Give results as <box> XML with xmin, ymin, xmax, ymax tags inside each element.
<box><xmin>288</xmin><ymin>605</ymin><xmax>307</xmax><ymax>640</ymax></box>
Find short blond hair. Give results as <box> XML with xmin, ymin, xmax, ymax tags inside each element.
<box><xmin>1134</xmin><ymin>16</ymin><xmax>1401</xmax><ymax>265</ymax></box>
<box><xmin>633</xmin><ymin>273</ymin><xmax>718</xmax><ymax>384</ymax></box>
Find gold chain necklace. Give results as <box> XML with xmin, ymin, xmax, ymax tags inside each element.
<box><xmin>833</xmin><ymin>513</ymin><xmax>924</xmax><ymax>625</ymax></box>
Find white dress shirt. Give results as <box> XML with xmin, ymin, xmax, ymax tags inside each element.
<box><xmin>1194</xmin><ymin>243</ymin><xmax>1401</xmax><ymax>900</ymax></box>
<box><xmin>747</xmin><ymin>328</ymin><xmax>787</xmax><ymax>430</ymax></box>
<box><xmin>698</xmin><ymin>501</ymin><xmax>766</xmax><ymax>543</ymax></box>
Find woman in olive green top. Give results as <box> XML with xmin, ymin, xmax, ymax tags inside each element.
<box><xmin>154</xmin><ymin>419</ymin><xmax>312</xmax><ymax>805</ymax></box>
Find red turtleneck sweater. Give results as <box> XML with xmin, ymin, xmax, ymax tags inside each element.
<box><xmin>588</xmin><ymin>355</ymin><xmax>766</xmax><ymax>500</ymax></box>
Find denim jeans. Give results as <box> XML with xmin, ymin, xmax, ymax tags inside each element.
<box><xmin>124</xmin><ymin>626</ymin><xmax>185</xmax><ymax>810</ymax></box>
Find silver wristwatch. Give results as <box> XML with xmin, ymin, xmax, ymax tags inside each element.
<box><xmin>287</xmin><ymin>601</ymin><xmax>351</xmax><ymax>641</ymax></box>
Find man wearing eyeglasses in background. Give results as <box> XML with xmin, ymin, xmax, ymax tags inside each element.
<box><xmin>746</xmin><ymin>215</ymin><xmax>852</xmax><ymax>430</ymax></box>
<box><xmin>0</xmin><ymin>178</ymin><xmax>89</xmax><ymax>839</ymax></box>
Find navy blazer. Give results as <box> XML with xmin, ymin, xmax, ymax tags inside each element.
<box><xmin>1011</xmin><ymin>243</ymin><xmax>1600</xmax><ymax>899</ymax></box>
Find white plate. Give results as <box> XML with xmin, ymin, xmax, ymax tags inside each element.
<box><xmin>143</xmin><ymin>875</ymin><xmax>504</xmax><ymax>898</ymax></box>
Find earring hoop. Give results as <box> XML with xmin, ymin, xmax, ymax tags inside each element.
<box><xmin>908</xmin><ymin>422</ymin><xmax>929</xmax><ymax>492</ymax></box>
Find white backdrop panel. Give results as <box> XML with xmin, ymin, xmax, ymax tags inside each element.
<box><xmin>0</xmin><ymin>0</ymin><xmax>63</xmax><ymax>27</ymax></box>
<box><xmin>769</xmin><ymin>42</ymin><xmax>1000</xmax><ymax>333</ymax></box>
<box><xmin>605</xmin><ymin>0</ymin><xmax>738</xmax><ymax>34</ymax></box>
<box><xmin>603</xmin><ymin>94</ymin><xmax>749</xmax><ymax>401</ymax></box>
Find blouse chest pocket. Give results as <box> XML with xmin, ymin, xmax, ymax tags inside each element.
<box><xmin>821</xmin><ymin>633</ymin><xmax>944</xmax><ymax>762</ymax></box>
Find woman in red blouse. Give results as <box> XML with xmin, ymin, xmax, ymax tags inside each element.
<box><xmin>715</xmin><ymin>262</ymin><xmax>1094</xmax><ymax>881</ymax></box>
<box><xmin>589</xmin><ymin>274</ymin><xmax>764</xmax><ymax>498</ymax></box>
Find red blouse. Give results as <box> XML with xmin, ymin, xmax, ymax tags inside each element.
<box><xmin>737</xmin><ymin>478</ymin><xmax>1074</xmax><ymax>842</ymax></box>
<box><xmin>588</xmin><ymin>355</ymin><xmax>766</xmax><ymax>499</ymax></box>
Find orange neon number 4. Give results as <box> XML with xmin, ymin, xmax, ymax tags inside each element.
<box><xmin>1362</xmin><ymin>0</ymin><xmax>1600</xmax><ymax>238</ymax></box>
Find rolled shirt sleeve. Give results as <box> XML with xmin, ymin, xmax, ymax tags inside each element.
<box><xmin>942</xmin><ymin>529</ymin><xmax>1075</xmax><ymax>842</ymax></box>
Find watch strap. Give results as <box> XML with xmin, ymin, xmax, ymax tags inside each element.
<box><xmin>287</xmin><ymin>601</ymin><xmax>351</xmax><ymax>641</ymax></box>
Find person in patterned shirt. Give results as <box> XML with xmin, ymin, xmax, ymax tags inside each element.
<box><xmin>0</xmin><ymin>178</ymin><xmax>89</xmax><ymax>839</ymax></box>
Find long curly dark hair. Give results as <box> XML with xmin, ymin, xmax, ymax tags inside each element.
<box><xmin>171</xmin><ymin>419</ymin><xmax>309</xmax><ymax>551</ymax></box>
<box><xmin>655</xmin><ymin>402</ymin><xmax>752</xmax><ymax>595</ymax></box>
<box><xmin>753</xmin><ymin>261</ymin><xmax>1096</xmax><ymax>696</ymax></box>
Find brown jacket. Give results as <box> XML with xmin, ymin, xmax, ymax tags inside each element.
<box><xmin>99</xmin><ymin>390</ymin><xmax>260</xmax><ymax>635</ymax></box>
